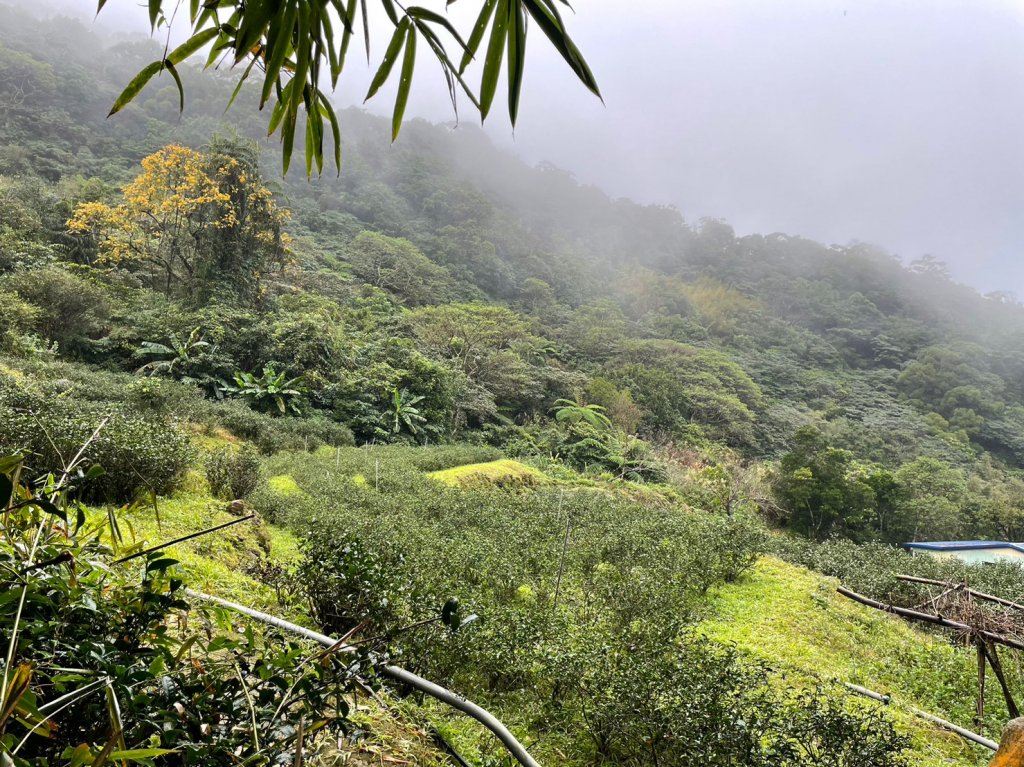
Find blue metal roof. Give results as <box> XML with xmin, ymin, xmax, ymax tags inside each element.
<box><xmin>902</xmin><ymin>541</ymin><xmax>1024</xmax><ymax>554</ymax></box>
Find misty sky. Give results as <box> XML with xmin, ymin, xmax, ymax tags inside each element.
<box><xmin>47</xmin><ymin>0</ymin><xmax>1024</xmax><ymax>295</ymax></box>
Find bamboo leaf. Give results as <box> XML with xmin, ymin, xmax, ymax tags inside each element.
<box><xmin>319</xmin><ymin>93</ymin><xmax>342</xmax><ymax>173</ymax></box>
<box><xmin>479</xmin><ymin>0</ymin><xmax>509</xmax><ymax>120</ymax></box>
<box><xmin>107</xmin><ymin>60</ymin><xmax>163</xmax><ymax>117</ymax></box>
<box><xmin>522</xmin><ymin>0</ymin><xmax>600</xmax><ymax>98</ymax></box>
<box><xmin>459</xmin><ymin>0</ymin><xmax>497</xmax><ymax>74</ymax></box>
<box><xmin>148</xmin><ymin>0</ymin><xmax>161</xmax><ymax>30</ymax></box>
<box><xmin>163</xmin><ymin>59</ymin><xmax>185</xmax><ymax>112</ymax></box>
<box><xmin>405</xmin><ymin>7</ymin><xmax>471</xmax><ymax>55</ymax></box>
<box><xmin>167</xmin><ymin>27</ymin><xmax>220</xmax><ymax>65</ymax></box>
<box><xmin>380</xmin><ymin>0</ymin><xmax>399</xmax><ymax>25</ymax></box>
<box><xmin>364</xmin><ymin>17</ymin><xmax>409</xmax><ymax>102</ymax></box>
<box><xmin>392</xmin><ymin>25</ymin><xmax>417</xmax><ymax>141</ymax></box>
<box><xmin>506</xmin><ymin>0</ymin><xmax>526</xmax><ymax>125</ymax></box>
<box><xmin>234</xmin><ymin>0</ymin><xmax>273</xmax><ymax>62</ymax></box>
<box><xmin>360</xmin><ymin>0</ymin><xmax>370</xmax><ymax>62</ymax></box>
<box><xmin>107</xmin><ymin>750</ymin><xmax>178</xmax><ymax>760</ymax></box>
<box><xmin>261</xmin><ymin>1</ymin><xmax>297</xmax><ymax>108</ymax></box>
<box><xmin>225</xmin><ymin>55</ymin><xmax>258</xmax><ymax>113</ymax></box>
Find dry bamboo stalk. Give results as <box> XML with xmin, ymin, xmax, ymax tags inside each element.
<box><xmin>836</xmin><ymin>587</ymin><xmax>1024</xmax><ymax>651</ymax></box>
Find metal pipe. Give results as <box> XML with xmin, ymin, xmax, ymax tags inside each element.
<box><xmin>843</xmin><ymin>682</ymin><xmax>998</xmax><ymax>751</ymax></box>
<box><xmin>185</xmin><ymin>589</ymin><xmax>542</xmax><ymax>767</ymax></box>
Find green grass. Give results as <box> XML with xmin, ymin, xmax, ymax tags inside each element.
<box><xmin>101</xmin><ymin>491</ymin><xmax>302</xmax><ymax>614</ymax></box>
<box><xmin>428</xmin><ymin>458</ymin><xmax>549</xmax><ymax>489</ymax></box>
<box><xmin>267</xmin><ymin>474</ymin><xmax>302</xmax><ymax>494</ymax></box>
<box><xmin>701</xmin><ymin>556</ymin><xmax>992</xmax><ymax>766</ymax></box>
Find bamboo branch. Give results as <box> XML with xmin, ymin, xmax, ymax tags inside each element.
<box><xmin>112</xmin><ymin>514</ymin><xmax>255</xmax><ymax>565</ymax></box>
<box><xmin>981</xmin><ymin>642</ymin><xmax>1020</xmax><ymax>719</ymax></box>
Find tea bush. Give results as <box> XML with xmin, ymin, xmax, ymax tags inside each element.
<box><xmin>210</xmin><ymin>399</ymin><xmax>355</xmax><ymax>453</ymax></box>
<box><xmin>774</xmin><ymin>534</ymin><xmax>1024</xmax><ymax>608</ymax></box>
<box><xmin>205</xmin><ymin>444</ymin><xmax>264</xmax><ymax>500</ymax></box>
<box><xmin>0</xmin><ymin>376</ymin><xmax>193</xmax><ymax>500</ymax></box>
<box><xmin>279</xmin><ymin>447</ymin><xmax>910</xmax><ymax>766</ymax></box>
<box><xmin>0</xmin><ymin>455</ymin><xmax>364</xmax><ymax>766</ymax></box>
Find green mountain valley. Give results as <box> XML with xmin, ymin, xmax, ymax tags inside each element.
<box><xmin>3</xmin><ymin>5</ymin><xmax>1024</xmax><ymax>766</ymax></box>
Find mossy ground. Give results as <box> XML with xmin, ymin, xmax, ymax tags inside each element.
<box><xmin>428</xmin><ymin>458</ymin><xmax>549</xmax><ymax>489</ymax></box>
<box><xmin>701</xmin><ymin>556</ymin><xmax>993</xmax><ymax>766</ymax></box>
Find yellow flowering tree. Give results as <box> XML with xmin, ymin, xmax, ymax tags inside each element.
<box><xmin>68</xmin><ymin>142</ymin><xmax>289</xmax><ymax>301</ymax></box>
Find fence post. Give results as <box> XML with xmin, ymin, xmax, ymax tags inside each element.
<box><xmin>990</xmin><ymin>718</ymin><xmax>1024</xmax><ymax>766</ymax></box>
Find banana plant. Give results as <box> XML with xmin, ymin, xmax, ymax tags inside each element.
<box><xmin>221</xmin><ymin>366</ymin><xmax>305</xmax><ymax>416</ymax></box>
<box><xmin>392</xmin><ymin>387</ymin><xmax>427</xmax><ymax>436</ymax></box>
<box><xmin>134</xmin><ymin>327</ymin><xmax>210</xmax><ymax>379</ymax></box>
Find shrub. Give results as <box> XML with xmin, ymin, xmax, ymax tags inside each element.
<box><xmin>296</xmin><ymin>529</ymin><xmax>414</xmax><ymax>636</ymax></box>
<box><xmin>2</xmin><ymin>265</ymin><xmax>110</xmax><ymax>353</ymax></box>
<box><xmin>205</xmin><ymin>444</ymin><xmax>263</xmax><ymax>500</ymax></box>
<box><xmin>0</xmin><ymin>375</ymin><xmax>194</xmax><ymax>500</ymax></box>
<box><xmin>0</xmin><ymin>289</ymin><xmax>39</xmax><ymax>355</ymax></box>
<box><xmin>210</xmin><ymin>400</ymin><xmax>355</xmax><ymax>453</ymax></box>
<box><xmin>0</xmin><ymin>454</ymin><xmax>360</xmax><ymax>765</ymax></box>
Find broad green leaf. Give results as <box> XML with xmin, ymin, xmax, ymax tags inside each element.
<box><xmin>392</xmin><ymin>25</ymin><xmax>417</xmax><ymax>141</ymax></box>
<box><xmin>108</xmin><ymin>60</ymin><xmax>164</xmax><ymax>117</ymax></box>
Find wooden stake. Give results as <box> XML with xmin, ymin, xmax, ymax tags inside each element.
<box><xmin>978</xmin><ymin>639</ymin><xmax>987</xmax><ymax>727</ymax></box>
<box><xmin>982</xmin><ymin>642</ymin><xmax>1020</xmax><ymax>719</ymax></box>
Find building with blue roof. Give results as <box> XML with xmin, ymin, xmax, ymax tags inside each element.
<box><xmin>902</xmin><ymin>541</ymin><xmax>1024</xmax><ymax>564</ymax></box>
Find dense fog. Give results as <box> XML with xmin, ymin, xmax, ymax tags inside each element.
<box><xmin>32</xmin><ymin>0</ymin><xmax>1024</xmax><ymax>293</ymax></box>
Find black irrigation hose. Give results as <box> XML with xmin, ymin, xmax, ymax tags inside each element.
<box><xmin>186</xmin><ymin>589</ymin><xmax>542</xmax><ymax>767</ymax></box>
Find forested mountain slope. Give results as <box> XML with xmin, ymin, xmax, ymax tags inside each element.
<box><xmin>6</xmin><ymin>6</ymin><xmax>1024</xmax><ymax>766</ymax></box>
<box><xmin>5</xmin><ymin>5</ymin><xmax>1024</xmax><ymax>545</ymax></box>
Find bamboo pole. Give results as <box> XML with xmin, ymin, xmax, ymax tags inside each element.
<box><xmin>836</xmin><ymin>587</ymin><xmax>1024</xmax><ymax>651</ymax></box>
<box><xmin>186</xmin><ymin>589</ymin><xmax>542</xmax><ymax>767</ymax></box>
